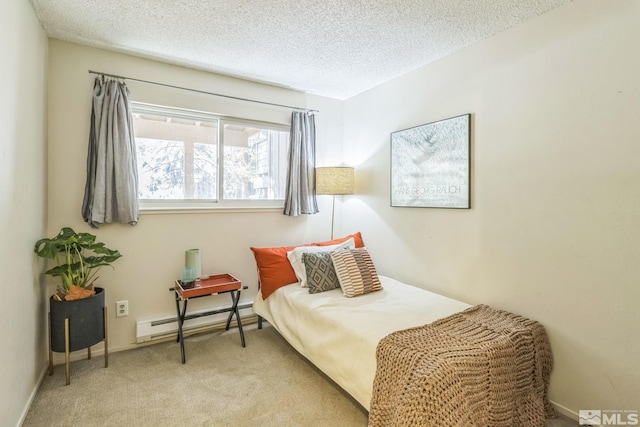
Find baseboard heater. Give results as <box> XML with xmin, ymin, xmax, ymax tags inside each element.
<box><xmin>136</xmin><ymin>302</ymin><xmax>254</xmax><ymax>343</ymax></box>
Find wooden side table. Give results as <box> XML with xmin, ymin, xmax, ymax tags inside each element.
<box><xmin>173</xmin><ymin>273</ymin><xmax>246</xmax><ymax>364</ymax></box>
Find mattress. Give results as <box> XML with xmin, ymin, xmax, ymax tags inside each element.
<box><xmin>252</xmin><ymin>275</ymin><xmax>471</xmax><ymax>410</ymax></box>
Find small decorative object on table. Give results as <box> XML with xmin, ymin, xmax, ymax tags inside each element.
<box><xmin>184</xmin><ymin>249</ymin><xmax>202</xmax><ymax>279</ymax></box>
<box><xmin>180</xmin><ymin>267</ymin><xmax>195</xmax><ymax>289</ymax></box>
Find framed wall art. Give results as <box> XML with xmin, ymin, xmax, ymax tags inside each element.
<box><xmin>391</xmin><ymin>114</ymin><xmax>470</xmax><ymax>208</ymax></box>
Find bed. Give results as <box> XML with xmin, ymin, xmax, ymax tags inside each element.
<box><xmin>250</xmin><ymin>234</ymin><xmax>555</xmax><ymax>426</ymax></box>
<box><xmin>253</xmin><ymin>274</ymin><xmax>471</xmax><ymax>409</ymax></box>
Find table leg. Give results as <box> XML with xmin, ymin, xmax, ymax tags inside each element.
<box><xmin>225</xmin><ymin>291</ymin><xmax>235</xmax><ymax>330</ymax></box>
<box><xmin>236</xmin><ymin>303</ymin><xmax>245</xmax><ymax>348</ymax></box>
<box><xmin>175</xmin><ymin>292</ymin><xmax>187</xmax><ymax>364</ymax></box>
<box><xmin>225</xmin><ymin>290</ymin><xmax>245</xmax><ymax>347</ymax></box>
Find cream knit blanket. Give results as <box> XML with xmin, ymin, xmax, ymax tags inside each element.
<box><xmin>369</xmin><ymin>304</ymin><xmax>555</xmax><ymax>427</ymax></box>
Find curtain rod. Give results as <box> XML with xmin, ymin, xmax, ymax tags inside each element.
<box><xmin>88</xmin><ymin>70</ymin><xmax>318</xmax><ymax>113</ymax></box>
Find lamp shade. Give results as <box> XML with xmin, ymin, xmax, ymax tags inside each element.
<box><xmin>316</xmin><ymin>167</ymin><xmax>355</xmax><ymax>195</ymax></box>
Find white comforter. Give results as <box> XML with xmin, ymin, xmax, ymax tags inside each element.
<box><xmin>252</xmin><ymin>275</ymin><xmax>471</xmax><ymax>410</ymax></box>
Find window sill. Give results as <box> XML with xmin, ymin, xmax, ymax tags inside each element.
<box><xmin>139</xmin><ymin>206</ymin><xmax>284</xmax><ymax>215</ymax></box>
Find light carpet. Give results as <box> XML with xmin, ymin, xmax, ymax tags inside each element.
<box><xmin>24</xmin><ymin>323</ymin><xmax>579</xmax><ymax>426</ymax></box>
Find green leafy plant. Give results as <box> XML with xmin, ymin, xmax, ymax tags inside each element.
<box><xmin>34</xmin><ymin>227</ymin><xmax>122</xmax><ymax>299</ymax></box>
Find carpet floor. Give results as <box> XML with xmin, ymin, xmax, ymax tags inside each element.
<box><xmin>24</xmin><ymin>323</ymin><xmax>579</xmax><ymax>426</ymax></box>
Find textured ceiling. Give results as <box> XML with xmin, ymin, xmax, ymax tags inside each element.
<box><xmin>29</xmin><ymin>0</ymin><xmax>571</xmax><ymax>100</ymax></box>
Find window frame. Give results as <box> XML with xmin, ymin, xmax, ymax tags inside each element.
<box><xmin>132</xmin><ymin>102</ymin><xmax>290</xmax><ymax>212</ymax></box>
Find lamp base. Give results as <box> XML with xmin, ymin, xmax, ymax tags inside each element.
<box><xmin>330</xmin><ymin>195</ymin><xmax>336</xmax><ymax>240</ymax></box>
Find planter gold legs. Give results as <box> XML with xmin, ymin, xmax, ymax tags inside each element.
<box><xmin>64</xmin><ymin>318</ymin><xmax>70</xmax><ymax>385</ymax></box>
<box><xmin>104</xmin><ymin>306</ymin><xmax>109</xmax><ymax>368</ymax></box>
<box><xmin>47</xmin><ymin>307</ymin><xmax>109</xmax><ymax>385</ymax></box>
<box><xmin>47</xmin><ymin>313</ymin><xmax>53</xmax><ymax>376</ymax></box>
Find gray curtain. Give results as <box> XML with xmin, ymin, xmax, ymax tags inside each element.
<box><xmin>82</xmin><ymin>77</ymin><xmax>139</xmax><ymax>228</ymax></box>
<box><xmin>283</xmin><ymin>111</ymin><xmax>318</xmax><ymax>216</ymax></box>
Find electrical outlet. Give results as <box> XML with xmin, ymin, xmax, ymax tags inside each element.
<box><xmin>116</xmin><ymin>300</ymin><xmax>129</xmax><ymax>317</ymax></box>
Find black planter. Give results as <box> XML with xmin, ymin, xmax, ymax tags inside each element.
<box><xmin>49</xmin><ymin>287</ymin><xmax>105</xmax><ymax>352</ymax></box>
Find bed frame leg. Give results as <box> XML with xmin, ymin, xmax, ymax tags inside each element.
<box><xmin>258</xmin><ymin>315</ymin><xmax>263</xmax><ymax>329</ymax></box>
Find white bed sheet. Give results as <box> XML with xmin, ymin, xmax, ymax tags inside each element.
<box><xmin>252</xmin><ymin>275</ymin><xmax>471</xmax><ymax>410</ymax></box>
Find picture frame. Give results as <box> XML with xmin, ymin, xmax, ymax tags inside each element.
<box><xmin>391</xmin><ymin>114</ymin><xmax>471</xmax><ymax>208</ymax></box>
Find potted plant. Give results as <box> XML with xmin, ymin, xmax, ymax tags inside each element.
<box><xmin>34</xmin><ymin>226</ymin><xmax>122</xmax><ymax>301</ymax></box>
<box><xmin>34</xmin><ymin>227</ymin><xmax>122</xmax><ymax>383</ymax></box>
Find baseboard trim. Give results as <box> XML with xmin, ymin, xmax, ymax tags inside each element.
<box><xmin>18</xmin><ymin>364</ymin><xmax>49</xmax><ymax>427</ymax></box>
<box><xmin>551</xmin><ymin>400</ymin><xmax>597</xmax><ymax>426</ymax></box>
<box><xmin>49</xmin><ymin>314</ymin><xmax>258</xmax><ymax>366</ymax></box>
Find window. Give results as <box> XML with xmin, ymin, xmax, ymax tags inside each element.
<box><xmin>132</xmin><ymin>103</ymin><xmax>289</xmax><ymax>209</ymax></box>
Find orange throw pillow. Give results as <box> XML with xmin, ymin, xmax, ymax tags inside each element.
<box><xmin>251</xmin><ymin>232</ymin><xmax>365</xmax><ymax>299</ymax></box>
<box><xmin>250</xmin><ymin>245</ymin><xmax>298</xmax><ymax>299</ymax></box>
<box><xmin>316</xmin><ymin>232</ymin><xmax>364</xmax><ymax>248</ymax></box>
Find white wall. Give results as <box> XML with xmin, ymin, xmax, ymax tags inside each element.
<box><xmin>47</xmin><ymin>40</ymin><xmax>344</xmax><ymax>355</ymax></box>
<box><xmin>0</xmin><ymin>1</ymin><xmax>48</xmax><ymax>426</ymax></box>
<box><xmin>343</xmin><ymin>0</ymin><xmax>640</xmax><ymax>417</ymax></box>
<box><xmin>18</xmin><ymin>0</ymin><xmax>640</xmax><ymax>421</ymax></box>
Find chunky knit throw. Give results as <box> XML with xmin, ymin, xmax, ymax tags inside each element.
<box><xmin>369</xmin><ymin>304</ymin><xmax>555</xmax><ymax>427</ymax></box>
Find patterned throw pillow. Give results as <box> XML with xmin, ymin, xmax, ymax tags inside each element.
<box><xmin>287</xmin><ymin>238</ymin><xmax>355</xmax><ymax>288</ymax></box>
<box><xmin>330</xmin><ymin>248</ymin><xmax>382</xmax><ymax>297</ymax></box>
<box><xmin>302</xmin><ymin>252</ymin><xmax>341</xmax><ymax>294</ymax></box>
